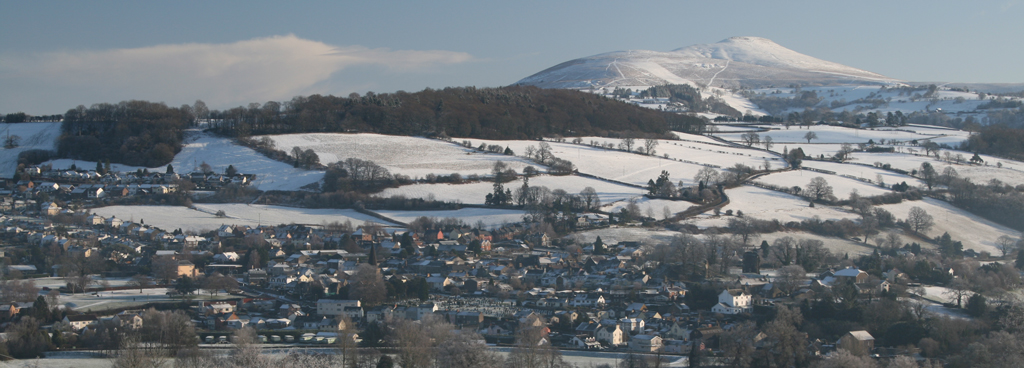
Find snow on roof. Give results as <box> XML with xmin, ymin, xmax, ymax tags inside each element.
<box><xmin>848</xmin><ymin>330</ymin><xmax>874</xmax><ymax>341</ymax></box>
<box><xmin>834</xmin><ymin>268</ymin><xmax>865</xmax><ymax>277</ymax></box>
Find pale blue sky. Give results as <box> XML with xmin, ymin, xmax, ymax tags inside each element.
<box><xmin>2</xmin><ymin>0</ymin><xmax>1022</xmax><ymax>114</ymax></box>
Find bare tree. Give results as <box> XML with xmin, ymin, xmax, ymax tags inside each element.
<box><xmin>762</xmin><ymin>135</ymin><xmax>774</xmax><ymax>151</ymax></box>
<box><xmin>152</xmin><ymin>257</ymin><xmax>179</xmax><ymax>285</ymax></box>
<box><xmin>111</xmin><ymin>334</ymin><xmax>168</xmax><ymax>368</ymax></box>
<box><xmin>0</xmin><ymin>279</ymin><xmax>40</xmax><ymax>303</ymax></box>
<box><xmin>804</xmin><ymin>131</ymin><xmax>818</xmax><ymax>143</ymax></box>
<box><xmin>836</xmin><ymin>143</ymin><xmax>854</xmax><ymax>162</ymax></box>
<box><xmin>230</xmin><ymin>327</ymin><xmax>273</xmax><ymax>368</ymax></box>
<box><xmin>805</xmin><ymin>177</ymin><xmax>835</xmax><ymax>202</ymax></box>
<box><xmin>996</xmin><ymin>235</ymin><xmax>1017</xmax><ymax>257</ymax></box>
<box><xmin>505</xmin><ymin>322</ymin><xmax>568</xmax><ymax>368</ymax></box>
<box><xmin>719</xmin><ymin>321</ymin><xmax>757</xmax><ymax>368</ymax></box>
<box><xmin>436</xmin><ymin>330</ymin><xmax>500</xmax><ymax>368</ymax></box>
<box><xmin>350</xmin><ymin>263</ymin><xmax>387</xmax><ymax>307</ymax></box>
<box><xmin>776</xmin><ymin>265</ymin><xmax>807</xmax><ymax>295</ymax></box>
<box><xmin>392</xmin><ymin>316</ymin><xmax>452</xmax><ymax>368</ymax></box>
<box><xmin>694</xmin><ymin>167</ymin><xmax>719</xmax><ymax>188</ymax></box>
<box><xmin>127</xmin><ymin>274</ymin><xmax>153</xmax><ymax>294</ymax></box>
<box><xmin>619</xmin><ymin>137</ymin><xmax>636</xmax><ymax>153</ymax></box>
<box><xmin>906</xmin><ymin>206</ymin><xmax>934</xmax><ymax>234</ymax></box>
<box><xmin>945</xmin><ymin>278</ymin><xmax>973</xmax><ymax>308</ymax></box>
<box><xmin>643</xmin><ymin>138</ymin><xmax>659</xmax><ymax>156</ymax></box>
<box><xmin>741</xmin><ymin>132</ymin><xmax>760</xmax><ymax>147</ymax></box>
<box><xmin>580</xmin><ymin>187</ymin><xmax>599</xmax><ymax>210</ymax></box>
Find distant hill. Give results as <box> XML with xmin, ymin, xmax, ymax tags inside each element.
<box><xmin>516</xmin><ymin>36</ymin><xmax>898</xmax><ymax>89</ymax></box>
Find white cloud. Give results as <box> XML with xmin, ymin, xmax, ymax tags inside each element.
<box><xmin>0</xmin><ymin>35</ymin><xmax>473</xmax><ymax>113</ymax></box>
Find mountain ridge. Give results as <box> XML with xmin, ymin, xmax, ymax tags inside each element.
<box><xmin>516</xmin><ymin>37</ymin><xmax>898</xmax><ymax>89</ymax></box>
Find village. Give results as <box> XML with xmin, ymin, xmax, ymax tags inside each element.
<box><xmin>0</xmin><ymin>165</ymin><xmax>939</xmax><ymax>363</ymax></box>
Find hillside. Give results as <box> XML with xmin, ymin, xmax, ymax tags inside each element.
<box><xmin>516</xmin><ymin>37</ymin><xmax>897</xmax><ymax>90</ymax></box>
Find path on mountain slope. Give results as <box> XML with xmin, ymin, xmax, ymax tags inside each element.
<box><xmin>707</xmin><ymin>59</ymin><xmax>729</xmax><ymax>87</ymax></box>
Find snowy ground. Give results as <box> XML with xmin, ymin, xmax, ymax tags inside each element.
<box><xmin>688</xmin><ymin>185</ymin><xmax>853</xmax><ymax>228</ymax></box>
<box><xmin>748</xmin><ymin>85</ymin><xmax>1003</xmax><ymax>117</ymax></box>
<box><xmin>0</xmin><ymin>122</ymin><xmax>62</xmax><ymax>178</ymax></box>
<box><xmin>850</xmin><ymin>152</ymin><xmax>1024</xmax><ymax>186</ymax></box>
<box><xmin>746</xmin><ymin>231</ymin><xmax>877</xmax><ymax>257</ymax></box>
<box><xmin>754</xmin><ymin>170</ymin><xmax>891</xmax><ymax>198</ymax></box>
<box><xmin>717</xmin><ymin>125</ymin><xmax>935</xmax><ymax>145</ymax></box>
<box><xmin>28</xmin><ymin>277</ymin><xmax>235</xmax><ymax>313</ymax></box>
<box><xmin>465</xmin><ymin>138</ymin><xmax>725</xmax><ymax>186</ymax></box>
<box><xmin>374</xmin><ymin>208</ymin><xmax>526</xmax><ymax>229</ymax></box>
<box><xmin>876</xmin><ymin>197</ymin><xmax>1018</xmax><ymax>255</ymax></box>
<box><xmin>671</xmin><ymin>131</ymin><xmax>727</xmax><ymax>145</ymax></box>
<box><xmin>800</xmin><ymin>160</ymin><xmax>924</xmax><ymax>188</ymax></box>
<box><xmin>378</xmin><ymin>174</ymin><xmax>643</xmax><ymax>206</ymax></box>
<box><xmin>603</xmin><ymin>197</ymin><xmax>700</xmax><ymax>219</ymax></box>
<box><xmin>568</xmin><ymin>227</ymin><xmax>681</xmax><ymax>246</ymax></box>
<box><xmin>264</xmin><ymin>133</ymin><xmax>535</xmax><ymax>180</ymax></box>
<box><xmin>90</xmin><ymin>204</ymin><xmax>393</xmax><ymax>233</ymax></box>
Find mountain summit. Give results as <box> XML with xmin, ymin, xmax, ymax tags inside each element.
<box><xmin>516</xmin><ymin>37</ymin><xmax>896</xmax><ymax>89</ymax></box>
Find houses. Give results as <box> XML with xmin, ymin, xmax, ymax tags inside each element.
<box><xmin>596</xmin><ymin>324</ymin><xmax>625</xmax><ymax>346</ymax></box>
<box><xmin>712</xmin><ymin>289</ymin><xmax>752</xmax><ymax>315</ymax></box>
<box><xmin>838</xmin><ymin>330</ymin><xmax>875</xmax><ymax>355</ymax></box>
<box><xmin>629</xmin><ymin>334</ymin><xmax>663</xmax><ymax>352</ymax></box>
<box><xmin>834</xmin><ymin>267</ymin><xmax>869</xmax><ymax>284</ymax></box>
<box><xmin>317</xmin><ymin>299</ymin><xmax>361</xmax><ymax>317</ymax></box>
<box><xmin>64</xmin><ymin>314</ymin><xmax>99</xmax><ymax>331</ymax></box>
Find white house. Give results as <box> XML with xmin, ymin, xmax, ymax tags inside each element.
<box><xmin>629</xmin><ymin>334</ymin><xmax>663</xmax><ymax>352</ymax></box>
<box><xmin>596</xmin><ymin>324</ymin><xmax>625</xmax><ymax>346</ymax></box>
<box><xmin>619</xmin><ymin>317</ymin><xmax>645</xmax><ymax>334</ymax></box>
<box><xmin>317</xmin><ymin>299</ymin><xmax>361</xmax><ymax>316</ymax></box>
<box><xmin>711</xmin><ymin>289</ymin><xmax>752</xmax><ymax>315</ymax></box>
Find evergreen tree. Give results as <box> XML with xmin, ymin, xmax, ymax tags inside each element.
<box><xmin>594</xmin><ymin>236</ymin><xmax>605</xmax><ymax>255</ymax></box>
<box><xmin>166</xmin><ymin>164</ymin><xmax>174</xmax><ymax>174</ymax></box>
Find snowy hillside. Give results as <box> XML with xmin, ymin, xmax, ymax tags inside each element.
<box><xmin>263</xmin><ymin>133</ymin><xmax>533</xmax><ymax>179</ymax></box>
<box><xmin>91</xmin><ymin>204</ymin><xmax>393</xmax><ymax>233</ymax></box>
<box><xmin>672</xmin><ymin>37</ymin><xmax>888</xmax><ymax>81</ymax></box>
<box><xmin>0</xmin><ymin>122</ymin><xmax>62</xmax><ymax>178</ymax></box>
<box><xmin>516</xmin><ymin>37</ymin><xmax>897</xmax><ymax>90</ymax></box>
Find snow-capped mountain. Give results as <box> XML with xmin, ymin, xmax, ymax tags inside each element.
<box><xmin>516</xmin><ymin>37</ymin><xmax>897</xmax><ymax>89</ymax></box>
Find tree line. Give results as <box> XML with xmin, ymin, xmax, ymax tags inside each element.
<box><xmin>58</xmin><ymin>101</ymin><xmax>191</xmax><ymax>167</ymax></box>
<box><xmin>208</xmin><ymin>86</ymin><xmax>706</xmax><ymax>139</ymax></box>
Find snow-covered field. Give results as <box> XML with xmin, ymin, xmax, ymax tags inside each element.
<box><xmin>748</xmin><ymin>85</ymin><xmax>1000</xmax><ymax>117</ymax></box>
<box><xmin>877</xmin><ymin>197</ymin><xmax>1018</xmax><ymax>255</ymax></box>
<box><xmin>378</xmin><ymin>174</ymin><xmax>643</xmax><ymax>206</ymax></box>
<box><xmin>173</xmin><ymin>135</ymin><xmax>325</xmax><ymax>191</ymax></box>
<box><xmin>718</xmin><ymin>125</ymin><xmax>933</xmax><ymax>145</ymax></box>
<box><xmin>466</xmin><ymin>138</ymin><xmax>721</xmax><ymax>186</ymax></box>
<box><xmin>749</xmin><ymin>231</ymin><xmax>877</xmax><ymax>257</ymax></box>
<box><xmin>688</xmin><ymin>185</ymin><xmax>853</xmax><ymax>227</ymax></box>
<box><xmin>603</xmin><ymin>197</ymin><xmax>699</xmax><ymax>219</ymax></box>
<box><xmin>800</xmin><ymin>160</ymin><xmax>924</xmax><ymax>188</ymax></box>
<box><xmin>569</xmin><ymin>227</ymin><xmax>681</xmax><ymax>246</ymax></box>
<box><xmin>374</xmin><ymin>208</ymin><xmax>527</xmax><ymax>229</ymax></box>
<box><xmin>672</xmin><ymin>131</ymin><xmax>728</xmax><ymax>145</ymax></box>
<box><xmin>850</xmin><ymin>152</ymin><xmax>1024</xmax><ymax>186</ymax></box>
<box><xmin>91</xmin><ymin>204</ymin><xmax>393</xmax><ymax>233</ymax></box>
<box><xmin>264</xmin><ymin>133</ymin><xmax>534</xmax><ymax>179</ymax></box>
<box><xmin>45</xmin><ymin>132</ymin><xmax>327</xmax><ymax>191</ymax></box>
<box><xmin>754</xmin><ymin>170</ymin><xmax>891</xmax><ymax>198</ymax></box>
<box><xmin>0</xmin><ymin>122</ymin><xmax>62</xmax><ymax>178</ymax></box>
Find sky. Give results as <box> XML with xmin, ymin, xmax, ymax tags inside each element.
<box><xmin>2</xmin><ymin>0</ymin><xmax>1023</xmax><ymax>114</ymax></box>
